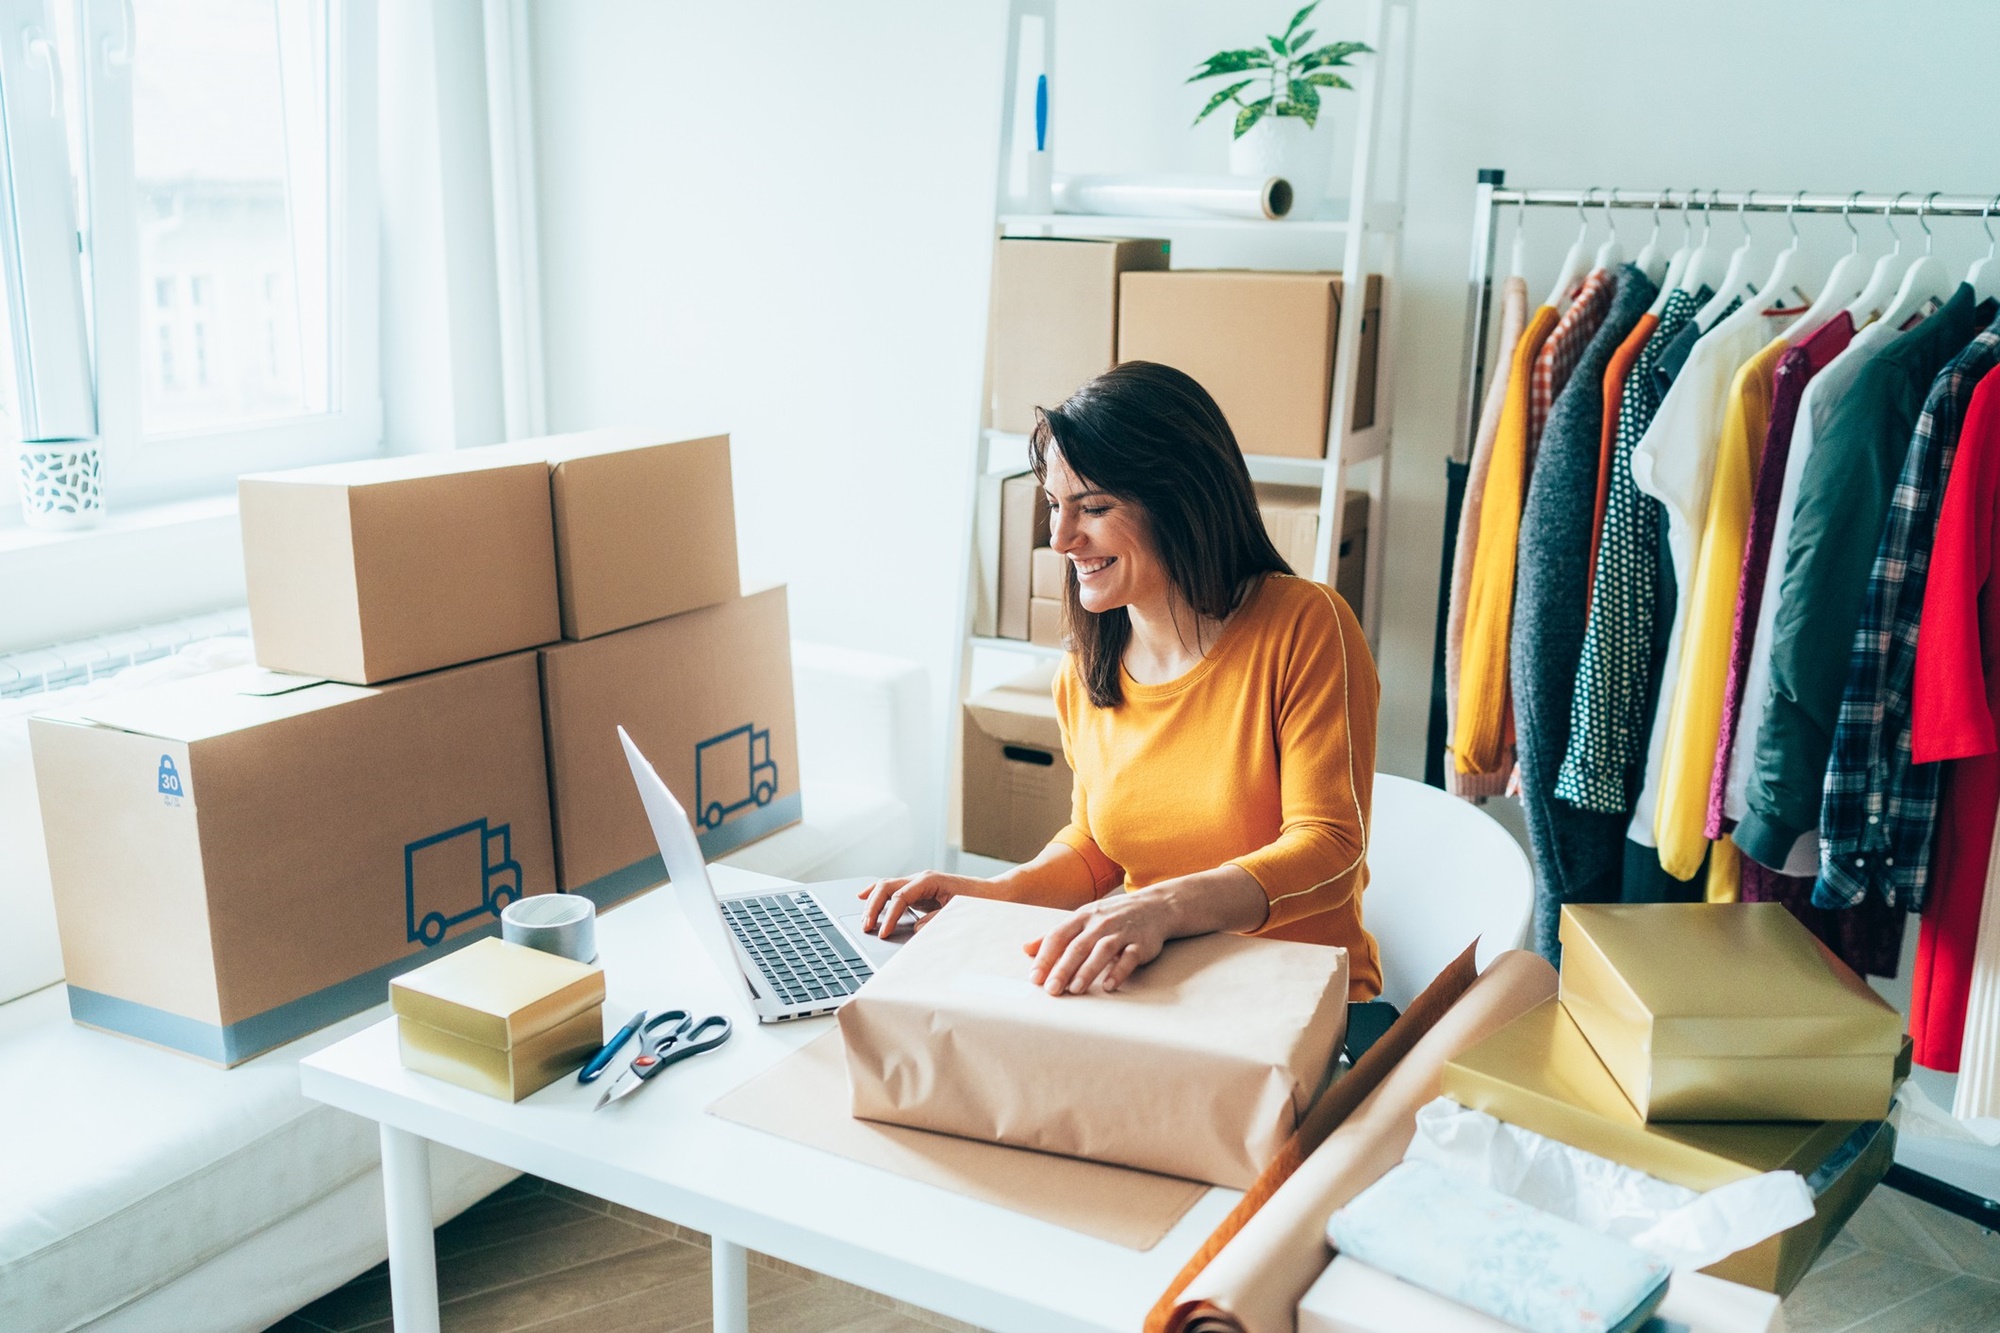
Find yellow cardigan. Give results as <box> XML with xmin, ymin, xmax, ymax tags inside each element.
<box><xmin>1454</xmin><ymin>304</ymin><xmax>1560</xmax><ymax>775</ymax></box>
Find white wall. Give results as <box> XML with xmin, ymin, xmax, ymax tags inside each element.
<box><xmin>529</xmin><ymin>0</ymin><xmax>2000</xmax><ymax>787</ymax></box>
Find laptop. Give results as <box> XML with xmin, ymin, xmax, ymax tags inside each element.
<box><xmin>619</xmin><ymin>726</ymin><xmax>908</xmax><ymax>1022</ymax></box>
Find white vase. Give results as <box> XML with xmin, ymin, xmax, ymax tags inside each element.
<box><xmin>1227</xmin><ymin>113</ymin><xmax>1333</xmax><ymax>219</ymax></box>
<box><xmin>17</xmin><ymin>442</ymin><xmax>104</xmax><ymax>530</ymax></box>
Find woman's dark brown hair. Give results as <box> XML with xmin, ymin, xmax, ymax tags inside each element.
<box><xmin>1028</xmin><ymin>361</ymin><xmax>1290</xmax><ymax>709</ymax></box>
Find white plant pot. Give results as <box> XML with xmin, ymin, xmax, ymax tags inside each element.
<box><xmin>17</xmin><ymin>442</ymin><xmax>104</xmax><ymax>530</ymax></box>
<box><xmin>1228</xmin><ymin>114</ymin><xmax>1333</xmax><ymax>218</ymax></box>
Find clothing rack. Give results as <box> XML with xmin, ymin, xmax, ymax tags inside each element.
<box><xmin>1429</xmin><ymin>167</ymin><xmax>2000</xmax><ymax>1230</ymax></box>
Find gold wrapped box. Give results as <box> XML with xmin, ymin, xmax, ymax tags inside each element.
<box><xmin>391</xmin><ymin>938</ymin><xmax>605</xmax><ymax>1101</ymax></box>
<box><xmin>1559</xmin><ymin>903</ymin><xmax>1903</xmax><ymax>1121</ymax></box>
<box><xmin>1441</xmin><ymin>999</ymin><xmax>1894</xmax><ymax>1296</ymax></box>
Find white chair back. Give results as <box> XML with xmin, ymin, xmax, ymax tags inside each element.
<box><xmin>1363</xmin><ymin>774</ymin><xmax>1533</xmax><ymax>1011</ymax></box>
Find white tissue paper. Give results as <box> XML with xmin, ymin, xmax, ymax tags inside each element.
<box><xmin>1406</xmin><ymin>1098</ymin><xmax>1816</xmax><ymax>1273</ymax></box>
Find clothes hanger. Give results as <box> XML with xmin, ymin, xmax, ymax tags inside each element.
<box><xmin>1694</xmin><ymin>191</ymin><xmax>1755</xmax><ymax>331</ymax></box>
<box><xmin>1845</xmin><ymin>194</ymin><xmax>1909</xmax><ymax>329</ymax></box>
<box><xmin>1632</xmin><ymin>191</ymin><xmax>1667</xmax><ymax>284</ymax></box>
<box><xmin>1875</xmin><ymin>192</ymin><xmax>1956</xmax><ymax>334</ymax></box>
<box><xmin>1725</xmin><ymin>190</ymin><xmax>1802</xmax><ymax>335</ymax></box>
<box><xmin>1542</xmin><ymin>189</ymin><xmax>1593</xmax><ymax>310</ymax></box>
<box><xmin>1785</xmin><ymin>190</ymin><xmax>1870</xmax><ymax>345</ymax></box>
<box><xmin>1966</xmin><ymin>194</ymin><xmax>1999</xmax><ymax>304</ymax></box>
<box><xmin>1646</xmin><ymin>191</ymin><xmax>1692</xmax><ymax>318</ymax></box>
<box><xmin>1677</xmin><ymin>188</ymin><xmax>1718</xmax><ymax>298</ymax></box>
<box><xmin>1591</xmin><ymin>189</ymin><xmax>1622</xmax><ymax>273</ymax></box>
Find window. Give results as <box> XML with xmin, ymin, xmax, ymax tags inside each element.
<box><xmin>0</xmin><ymin>0</ymin><xmax>379</xmax><ymax>517</ymax></box>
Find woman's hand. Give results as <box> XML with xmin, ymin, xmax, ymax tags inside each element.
<box><xmin>857</xmin><ymin>871</ymin><xmax>990</xmax><ymax>938</ymax></box>
<box><xmin>1023</xmin><ymin>865</ymin><xmax>1269</xmax><ymax>995</ymax></box>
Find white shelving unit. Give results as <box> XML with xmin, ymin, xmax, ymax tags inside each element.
<box><xmin>940</xmin><ymin>0</ymin><xmax>1415</xmax><ymax>864</ymax></box>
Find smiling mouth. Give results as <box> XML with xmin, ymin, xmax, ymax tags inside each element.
<box><xmin>1073</xmin><ymin>557</ymin><xmax>1116</xmax><ymax>577</ymax></box>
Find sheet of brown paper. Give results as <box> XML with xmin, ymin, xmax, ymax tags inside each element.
<box><xmin>708</xmin><ymin>1029</ymin><xmax>1210</xmax><ymax>1251</ymax></box>
<box><xmin>1170</xmin><ymin>950</ymin><xmax>1560</xmax><ymax>1333</ymax></box>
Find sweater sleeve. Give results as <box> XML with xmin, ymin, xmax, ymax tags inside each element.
<box><xmin>1047</xmin><ymin>662</ymin><xmax>1123</xmax><ymax>893</ymax></box>
<box><xmin>1913</xmin><ymin>377</ymin><xmax>2000</xmax><ymax>764</ymax></box>
<box><xmin>1230</xmin><ymin>585</ymin><xmax>1379</xmax><ymax>932</ymax></box>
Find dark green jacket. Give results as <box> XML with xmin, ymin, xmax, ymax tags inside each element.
<box><xmin>1736</xmin><ymin>285</ymin><xmax>1984</xmax><ymax>868</ymax></box>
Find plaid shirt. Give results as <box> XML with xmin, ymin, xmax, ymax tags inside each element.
<box><xmin>1529</xmin><ymin>269</ymin><xmax>1615</xmax><ymax>454</ymax></box>
<box><xmin>1817</xmin><ymin>321</ymin><xmax>2000</xmax><ymax>911</ymax></box>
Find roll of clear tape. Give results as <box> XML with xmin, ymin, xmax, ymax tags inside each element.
<box><xmin>501</xmin><ymin>893</ymin><xmax>596</xmax><ymax>963</ymax></box>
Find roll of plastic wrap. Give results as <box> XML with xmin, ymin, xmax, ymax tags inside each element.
<box><xmin>1051</xmin><ymin>173</ymin><xmax>1293</xmax><ymax>221</ymax></box>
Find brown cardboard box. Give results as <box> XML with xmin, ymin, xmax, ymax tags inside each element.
<box><xmin>1031</xmin><ymin>545</ymin><xmax>1067</xmax><ymax>600</ymax></box>
<box><xmin>1441</xmin><ymin>998</ymin><xmax>1895</xmax><ymax>1295</ymax></box>
<box><xmin>28</xmin><ymin>654</ymin><xmax>556</xmax><ymax>1066</ymax></box>
<box><xmin>392</xmin><ymin>937</ymin><xmax>606</xmax><ymax>1101</ymax></box>
<box><xmin>1028</xmin><ymin>597</ymin><xmax>1064</xmax><ymax>648</ymax></box>
<box><xmin>997</xmin><ymin>473</ymin><xmax>1050</xmax><ymax>640</ymax></box>
<box><xmin>1559</xmin><ymin>904</ymin><xmax>1904</xmax><ymax>1121</ymax></box>
<box><xmin>1118</xmin><ymin>270</ymin><xmax>1384</xmax><ymax>459</ymax></box>
<box><xmin>539</xmin><ymin>586</ymin><xmax>800</xmax><ymax>901</ymax></box>
<box><xmin>839</xmin><ymin>896</ymin><xmax>1348</xmax><ymax>1188</ymax></box>
<box><xmin>470</xmin><ymin>428</ymin><xmax>738</xmax><ymax>641</ymax></box>
<box><xmin>991</xmin><ymin>236</ymin><xmax>1171</xmax><ymax>433</ymax></box>
<box><xmin>961</xmin><ymin>665</ymin><xmax>1072</xmax><ymax>863</ymax></box>
<box><xmin>1256</xmin><ymin>484</ymin><xmax>1370</xmax><ymax>617</ymax></box>
<box><xmin>239</xmin><ymin>453</ymin><xmax>561</xmax><ymax>684</ymax></box>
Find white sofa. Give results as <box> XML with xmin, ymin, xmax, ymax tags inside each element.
<box><xmin>0</xmin><ymin>637</ymin><xmax>931</xmax><ymax>1333</ymax></box>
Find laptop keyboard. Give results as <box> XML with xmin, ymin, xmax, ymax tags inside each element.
<box><xmin>720</xmin><ymin>892</ymin><xmax>875</xmax><ymax>1008</ymax></box>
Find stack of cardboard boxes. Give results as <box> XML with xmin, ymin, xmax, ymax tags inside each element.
<box><xmin>30</xmin><ymin>429</ymin><xmax>793</xmax><ymax>1066</ymax></box>
<box><xmin>1441</xmin><ymin>904</ymin><xmax>1908</xmax><ymax>1296</ymax></box>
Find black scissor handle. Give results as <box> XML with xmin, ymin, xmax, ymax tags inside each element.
<box><xmin>651</xmin><ymin>1013</ymin><xmax>732</xmax><ymax>1072</ymax></box>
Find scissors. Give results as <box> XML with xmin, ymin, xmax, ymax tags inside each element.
<box><xmin>592</xmin><ymin>1009</ymin><xmax>733</xmax><ymax>1110</ymax></box>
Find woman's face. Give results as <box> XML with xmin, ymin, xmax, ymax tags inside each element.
<box><xmin>1043</xmin><ymin>447</ymin><xmax>1170</xmax><ymax>616</ymax></box>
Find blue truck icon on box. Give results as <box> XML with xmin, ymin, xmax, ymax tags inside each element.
<box><xmin>404</xmin><ymin>818</ymin><xmax>523</xmax><ymax>946</ymax></box>
<box><xmin>695</xmin><ymin>724</ymin><xmax>779</xmax><ymax>831</ymax></box>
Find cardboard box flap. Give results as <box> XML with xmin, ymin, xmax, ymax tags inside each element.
<box><xmin>242</xmin><ymin>451</ymin><xmax>553</xmax><ymax>488</ymax></box>
<box><xmin>964</xmin><ymin>668</ymin><xmax>1061</xmax><ymax>751</ymax></box>
<box><xmin>63</xmin><ymin>666</ymin><xmax>375</xmax><ymax>742</ymax></box>
<box><xmin>391</xmin><ymin>937</ymin><xmax>605</xmax><ymax>1049</ymax></box>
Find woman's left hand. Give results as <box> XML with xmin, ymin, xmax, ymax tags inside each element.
<box><xmin>1023</xmin><ymin>891</ymin><xmax>1178</xmax><ymax>995</ymax></box>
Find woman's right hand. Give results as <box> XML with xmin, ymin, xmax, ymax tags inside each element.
<box><xmin>858</xmin><ymin>871</ymin><xmax>990</xmax><ymax>938</ymax></box>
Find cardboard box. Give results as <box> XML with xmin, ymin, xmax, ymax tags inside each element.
<box><xmin>29</xmin><ymin>654</ymin><xmax>556</xmax><ymax>1066</ymax></box>
<box><xmin>961</xmin><ymin>664</ymin><xmax>1072</xmax><ymax>863</ymax></box>
<box><xmin>1031</xmin><ymin>545</ymin><xmax>1067</xmax><ymax>600</ymax></box>
<box><xmin>539</xmin><ymin>586</ymin><xmax>800</xmax><ymax>901</ymax></box>
<box><xmin>1440</xmin><ymin>999</ymin><xmax>1895</xmax><ymax>1295</ymax></box>
<box><xmin>997</xmin><ymin>473</ymin><xmax>1050</xmax><ymax>640</ymax></box>
<box><xmin>240</xmin><ymin>453</ymin><xmax>561</xmax><ymax>684</ymax></box>
<box><xmin>991</xmin><ymin>236</ymin><xmax>1171</xmax><ymax>434</ymax></box>
<box><xmin>1256</xmin><ymin>484</ymin><xmax>1370</xmax><ymax>616</ymax></box>
<box><xmin>1028</xmin><ymin>597</ymin><xmax>1064</xmax><ymax>648</ymax></box>
<box><xmin>1118</xmin><ymin>270</ymin><xmax>1385</xmax><ymax>459</ymax></box>
<box><xmin>472</xmin><ymin>428</ymin><xmax>738</xmax><ymax>641</ymax></box>
<box><xmin>839</xmin><ymin>896</ymin><xmax>1348</xmax><ymax>1188</ymax></box>
<box><xmin>1559</xmin><ymin>904</ymin><xmax>1904</xmax><ymax>1121</ymax></box>
<box><xmin>392</xmin><ymin>937</ymin><xmax>605</xmax><ymax>1101</ymax></box>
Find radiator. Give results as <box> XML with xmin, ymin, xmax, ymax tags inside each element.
<box><xmin>0</xmin><ymin>606</ymin><xmax>250</xmax><ymax>701</ymax></box>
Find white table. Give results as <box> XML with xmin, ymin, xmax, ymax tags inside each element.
<box><xmin>299</xmin><ymin>867</ymin><xmax>1238</xmax><ymax>1333</ymax></box>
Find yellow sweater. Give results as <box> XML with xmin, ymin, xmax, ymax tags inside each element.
<box><xmin>1050</xmin><ymin>575</ymin><xmax>1382</xmax><ymax>1000</ymax></box>
<box><xmin>1455</xmin><ymin>305</ymin><xmax>1560</xmax><ymax>774</ymax></box>
<box><xmin>1653</xmin><ymin>335</ymin><xmax>1789</xmax><ymax>883</ymax></box>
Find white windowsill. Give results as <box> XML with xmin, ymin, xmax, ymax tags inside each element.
<box><xmin>0</xmin><ymin>494</ymin><xmax>248</xmax><ymax>655</ymax></box>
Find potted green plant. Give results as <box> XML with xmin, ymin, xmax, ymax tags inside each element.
<box><xmin>1189</xmin><ymin>1</ymin><xmax>1370</xmax><ymax>216</ymax></box>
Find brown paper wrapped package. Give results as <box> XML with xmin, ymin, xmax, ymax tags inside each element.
<box><xmin>1163</xmin><ymin>949</ymin><xmax>1559</xmax><ymax>1333</ymax></box>
<box><xmin>838</xmin><ymin>897</ymin><xmax>1349</xmax><ymax>1189</ymax></box>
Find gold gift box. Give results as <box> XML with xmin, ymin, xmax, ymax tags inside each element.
<box><xmin>1559</xmin><ymin>903</ymin><xmax>1903</xmax><ymax>1121</ymax></box>
<box><xmin>390</xmin><ymin>938</ymin><xmax>606</xmax><ymax>1101</ymax></box>
<box><xmin>1442</xmin><ymin>999</ymin><xmax>1895</xmax><ymax>1296</ymax></box>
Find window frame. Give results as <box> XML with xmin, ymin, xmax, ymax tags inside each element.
<box><xmin>14</xmin><ymin>0</ymin><xmax>381</xmax><ymax>518</ymax></box>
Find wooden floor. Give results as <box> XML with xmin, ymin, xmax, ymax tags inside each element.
<box><xmin>271</xmin><ymin>1174</ymin><xmax>2000</xmax><ymax>1333</ymax></box>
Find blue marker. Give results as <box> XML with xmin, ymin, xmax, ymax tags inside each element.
<box><xmin>578</xmin><ymin>1009</ymin><xmax>647</xmax><ymax>1084</ymax></box>
<box><xmin>1035</xmin><ymin>73</ymin><xmax>1047</xmax><ymax>153</ymax></box>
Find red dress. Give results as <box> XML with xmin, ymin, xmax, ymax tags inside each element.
<box><xmin>1911</xmin><ymin>365</ymin><xmax>2000</xmax><ymax>1069</ymax></box>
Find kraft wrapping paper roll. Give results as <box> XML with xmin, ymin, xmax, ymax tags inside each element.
<box><xmin>1051</xmin><ymin>173</ymin><xmax>1294</xmax><ymax>221</ymax></box>
<box><xmin>1167</xmin><ymin>950</ymin><xmax>1560</xmax><ymax>1333</ymax></box>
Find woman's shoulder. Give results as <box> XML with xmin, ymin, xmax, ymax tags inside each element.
<box><xmin>1243</xmin><ymin>574</ymin><xmax>1357</xmax><ymax>641</ymax></box>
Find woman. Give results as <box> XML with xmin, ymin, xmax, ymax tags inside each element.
<box><xmin>861</xmin><ymin>361</ymin><xmax>1381</xmax><ymax>1000</ymax></box>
